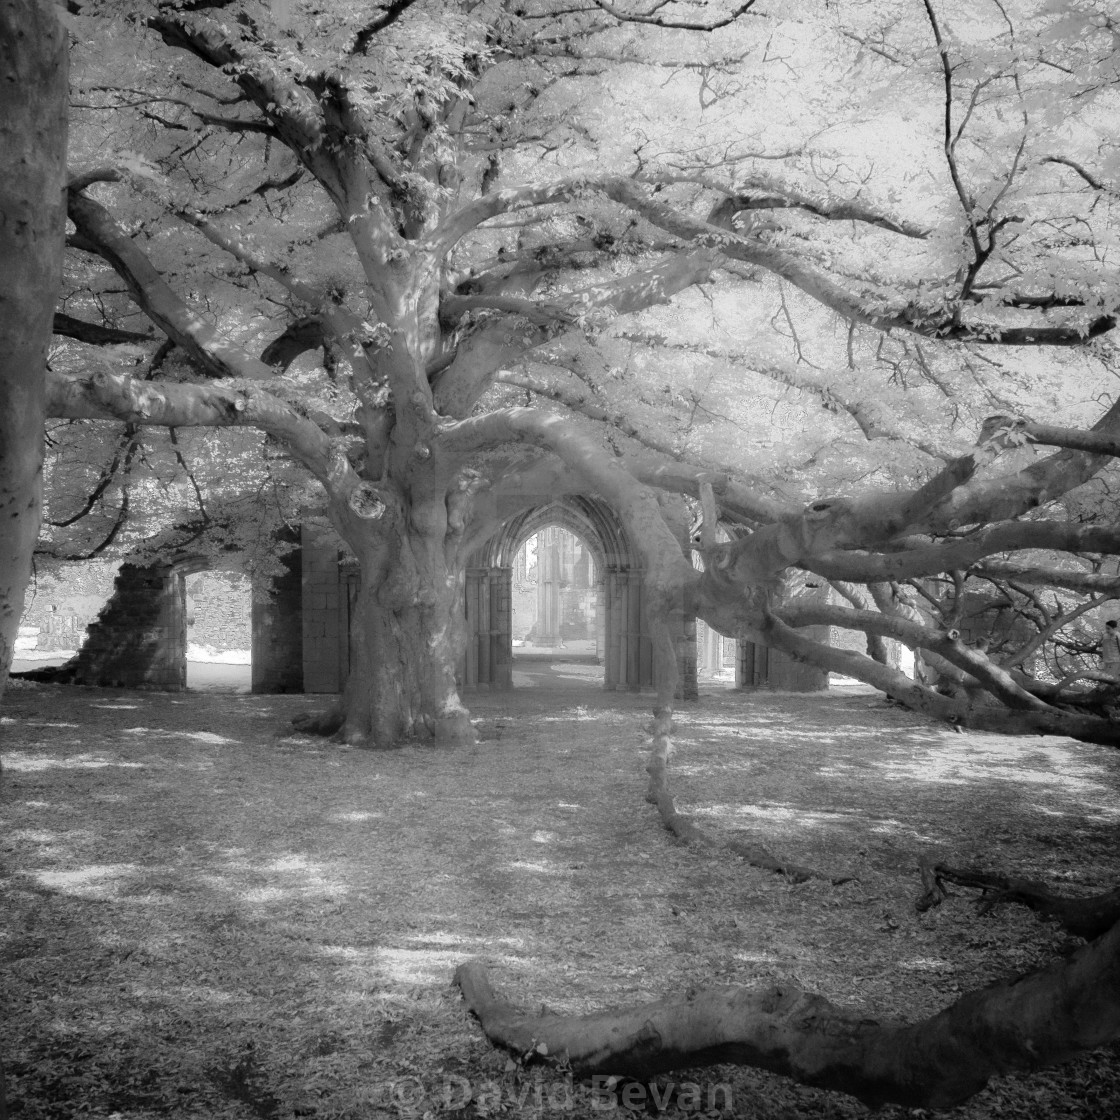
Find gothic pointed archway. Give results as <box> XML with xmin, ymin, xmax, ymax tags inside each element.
<box><xmin>464</xmin><ymin>497</ymin><xmax>654</xmax><ymax>691</ymax></box>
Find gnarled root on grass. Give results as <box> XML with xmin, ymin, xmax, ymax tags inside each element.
<box><xmin>915</xmin><ymin>856</ymin><xmax>1120</xmax><ymax>939</ymax></box>
<box><xmin>291</xmin><ymin>706</ymin><xmax>345</xmax><ymax>737</ymax></box>
<box><xmin>454</xmin><ymin>920</ymin><xmax>1120</xmax><ymax>1110</ymax></box>
<box><xmin>645</xmin><ymin>700</ymin><xmax>847</xmax><ymax>884</ymax></box>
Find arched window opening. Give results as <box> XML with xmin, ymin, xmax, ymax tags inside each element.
<box><xmin>510</xmin><ymin>525</ymin><xmax>603</xmax><ymax>688</ymax></box>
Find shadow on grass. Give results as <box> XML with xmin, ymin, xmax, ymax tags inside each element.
<box><xmin>2</xmin><ymin>682</ymin><xmax>1119</xmax><ymax>1118</ymax></box>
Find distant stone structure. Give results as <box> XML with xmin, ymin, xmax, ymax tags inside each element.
<box><xmin>511</xmin><ymin>526</ymin><xmax>599</xmax><ymax>649</ymax></box>
<box><xmin>17</xmin><ymin>499</ymin><xmax>833</xmax><ymax>695</ymax></box>
<box><xmin>185</xmin><ymin>571</ymin><xmax>251</xmax><ymax>655</ymax></box>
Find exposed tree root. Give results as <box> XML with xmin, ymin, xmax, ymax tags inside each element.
<box><xmin>454</xmin><ymin>918</ymin><xmax>1120</xmax><ymax>1110</ymax></box>
<box><xmin>915</xmin><ymin>856</ymin><xmax>1120</xmax><ymax>940</ymax></box>
<box><xmin>290</xmin><ymin>707</ymin><xmax>345</xmax><ymax>737</ymax></box>
<box><xmin>644</xmin><ymin>707</ymin><xmax>849</xmax><ymax>884</ymax></box>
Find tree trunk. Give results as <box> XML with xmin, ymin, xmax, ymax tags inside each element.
<box><xmin>319</xmin><ymin>491</ymin><xmax>478</xmax><ymax>750</ymax></box>
<box><xmin>456</xmin><ymin>915</ymin><xmax>1120</xmax><ymax>1110</ymax></box>
<box><xmin>335</xmin><ymin>573</ymin><xmax>475</xmax><ymax>748</ymax></box>
<box><xmin>0</xmin><ymin>0</ymin><xmax>68</xmax><ymax>701</ymax></box>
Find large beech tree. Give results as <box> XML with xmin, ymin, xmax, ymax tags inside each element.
<box><xmin>45</xmin><ymin>0</ymin><xmax>1120</xmax><ymax>749</ymax></box>
<box><xmin>20</xmin><ymin>1</ymin><xmax>1120</xmax><ymax>1107</ymax></box>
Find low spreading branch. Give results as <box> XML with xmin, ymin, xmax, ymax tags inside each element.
<box><xmin>455</xmin><ymin>917</ymin><xmax>1120</xmax><ymax>1110</ymax></box>
<box><xmin>45</xmin><ymin>368</ymin><xmax>340</xmax><ymax>486</ymax></box>
<box><xmin>804</xmin><ymin>521</ymin><xmax>1120</xmax><ymax>583</ymax></box>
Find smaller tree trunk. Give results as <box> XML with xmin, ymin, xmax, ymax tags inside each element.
<box><xmin>456</xmin><ymin>915</ymin><xmax>1120</xmax><ymax>1110</ymax></box>
<box><xmin>0</xmin><ymin>0</ymin><xmax>68</xmax><ymax>703</ymax></box>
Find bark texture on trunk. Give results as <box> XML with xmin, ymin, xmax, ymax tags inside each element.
<box><xmin>334</xmin><ymin>580</ymin><xmax>475</xmax><ymax>749</ymax></box>
<box><xmin>456</xmin><ymin>916</ymin><xmax>1120</xmax><ymax>1109</ymax></box>
<box><xmin>0</xmin><ymin>0</ymin><xmax>68</xmax><ymax>699</ymax></box>
<box><xmin>296</xmin><ymin>491</ymin><xmax>478</xmax><ymax>750</ymax></box>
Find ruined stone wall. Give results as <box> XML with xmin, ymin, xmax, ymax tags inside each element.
<box><xmin>511</xmin><ymin>584</ymin><xmax>535</xmax><ymax>639</ymax></box>
<box><xmin>57</xmin><ymin>563</ymin><xmax>186</xmax><ymax>689</ymax></box>
<box><xmin>17</xmin><ymin>562</ymin><xmax>117</xmax><ymax>654</ymax></box>
<box><xmin>185</xmin><ymin>572</ymin><xmax>251</xmax><ymax>653</ymax></box>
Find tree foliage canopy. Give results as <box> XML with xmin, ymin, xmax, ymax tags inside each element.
<box><xmin>39</xmin><ymin>0</ymin><xmax>1120</xmax><ymax>743</ymax></box>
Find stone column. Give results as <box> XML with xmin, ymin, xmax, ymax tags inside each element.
<box><xmin>301</xmin><ymin>523</ymin><xmax>344</xmax><ymax>693</ymax></box>
<box><xmin>251</xmin><ymin>533</ymin><xmax>303</xmax><ymax>694</ymax></box>
<box><xmin>490</xmin><ymin>567</ymin><xmax>513</xmax><ymax>689</ymax></box>
<box><xmin>535</xmin><ymin>527</ymin><xmax>563</xmax><ymax>646</ymax></box>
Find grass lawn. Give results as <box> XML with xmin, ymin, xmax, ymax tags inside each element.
<box><xmin>2</xmin><ymin>677</ymin><xmax>1119</xmax><ymax>1119</ymax></box>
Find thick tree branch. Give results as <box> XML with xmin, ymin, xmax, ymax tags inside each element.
<box><xmin>928</xmin><ymin>396</ymin><xmax>1120</xmax><ymax>531</ymax></box>
<box><xmin>743</xmin><ymin>613</ymin><xmax>1120</xmax><ymax>742</ymax></box>
<box><xmin>148</xmin><ymin>14</ymin><xmax>326</xmax><ymax>155</ymax></box>
<box><xmin>703</xmin><ymin>175</ymin><xmax>928</xmax><ymax>239</ymax></box>
<box><xmin>351</xmin><ymin>0</ymin><xmax>424</xmax><ymax>53</ymax></box>
<box><xmin>67</xmin><ymin>189</ymin><xmax>276</xmax><ymax>381</ymax></box>
<box><xmin>974</xmin><ymin>561</ymin><xmax>1120</xmax><ymax>595</ymax></box>
<box><xmin>149</xmin><ymin>9</ymin><xmax>404</xmax><ymax>248</ymax></box>
<box><xmin>775</xmin><ymin>599</ymin><xmax>1051</xmax><ymax>711</ymax></box>
<box><xmin>566</xmin><ymin>249</ymin><xmax>720</xmax><ymax>315</ymax></box>
<box><xmin>427</xmin><ymin>175</ymin><xmax>1116</xmax><ymax>342</ymax></box>
<box><xmin>52</xmin><ymin>312</ymin><xmax>155</xmax><ymax>346</ymax></box>
<box><xmin>1042</xmin><ymin>155</ymin><xmax>1120</xmax><ymax>198</ymax></box>
<box><xmin>45</xmin><ymin>368</ymin><xmax>342</xmax><ymax>487</ymax></box>
<box><xmin>980</xmin><ymin>414</ymin><xmax>1120</xmax><ymax>458</ymax></box>
<box><xmin>626</xmin><ymin>454</ymin><xmax>793</xmax><ymax>524</ymax></box>
<box><xmin>803</xmin><ymin>521</ymin><xmax>1120</xmax><ymax>583</ymax></box>
<box><xmin>599</xmin><ymin>178</ymin><xmax>1115</xmax><ymax>344</ymax></box>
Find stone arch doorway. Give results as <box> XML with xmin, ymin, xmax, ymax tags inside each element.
<box><xmin>510</xmin><ymin>524</ymin><xmax>601</xmax><ymax>655</ymax></box>
<box><xmin>464</xmin><ymin>497</ymin><xmax>654</xmax><ymax>691</ymax></box>
<box><xmin>35</xmin><ymin>543</ymin><xmax>305</xmax><ymax>694</ymax></box>
<box><xmin>183</xmin><ymin>567</ymin><xmax>252</xmax><ymax>691</ymax></box>
<box><xmin>55</xmin><ymin>554</ymin><xmax>254</xmax><ymax>692</ymax></box>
